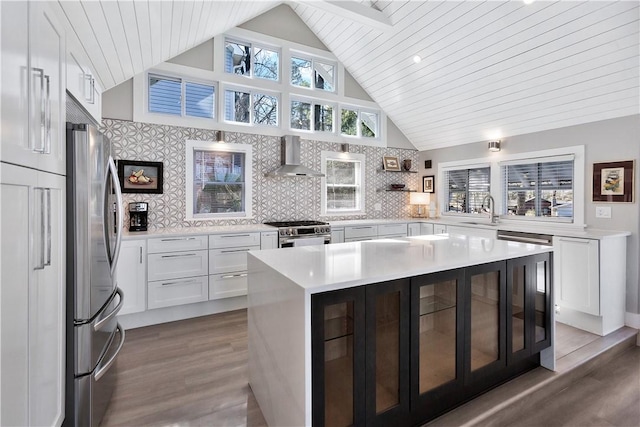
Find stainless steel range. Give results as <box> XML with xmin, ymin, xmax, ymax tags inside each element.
<box><xmin>264</xmin><ymin>221</ymin><xmax>331</xmax><ymax>248</ymax></box>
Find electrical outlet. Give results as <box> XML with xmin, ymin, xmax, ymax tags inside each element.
<box><xmin>595</xmin><ymin>206</ymin><xmax>611</xmax><ymax>218</ymax></box>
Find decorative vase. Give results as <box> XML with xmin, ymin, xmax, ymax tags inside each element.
<box><xmin>402</xmin><ymin>159</ymin><xmax>412</xmax><ymax>171</ymax></box>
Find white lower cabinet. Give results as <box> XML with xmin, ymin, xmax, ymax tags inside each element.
<box><xmin>554</xmin><ymin>237</ymin><xmax>600</xmax><ymax>316</ymax></box>
<box><xmin>434</xmin><ymin>224</ymin><xmax>447</xmax><ymax>234</ymax></box>
<box><xmin>331</xmin><ymin>228</ymin><xmax>345</xmax><ymax>244</ymax></box>
<box><xmin>1</xmin><ymin>164</ymin><xmax>65</xmax><ymax>427</ymax></box>
<box><xmin>409</xmin><ymin>223</ymin><xmax>435</xmax><ymax>236</ymax></box>
<box><xmin>147</xmin><ymin>276</ymin><xmax>209</xmax><ymax>309</ymax></box>
<box><xmin>209</xmin><ymin>233</ymin><xmax>260</xmax><ymax>300</ymax></box>
<box><xmin>377</xmin><ymin>223</ymin><xmax>407</xmax><ymax>238</ymax></box>
<box><xmin>117</xmin><ymin>240</ymin><xmax>147</xmax><ymax>315</ymax></box>
<box><xmin>260</xmin><ymin>231</ymin><xmax>278</xmax><ymax>250</ymax></box>
<box><xmin>344</xmin><ymin>225</ymin><xmax>378</xmax><ymax>242</ymax></box>
<box><xmin>147</xmin><ymin>250</ymin><xmax>208</xmax><ymax>282</ymax></box>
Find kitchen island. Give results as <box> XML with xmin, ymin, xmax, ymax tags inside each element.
<box><xmin>247</xmin><ymin>234</ymin><xmax>554</xmax><ymax>426</ymax></box>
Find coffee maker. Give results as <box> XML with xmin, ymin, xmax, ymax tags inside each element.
<box><xmin>129</xmin><ymin>202</ymin><xmax>148</xmax><ymax>231</ymax></box>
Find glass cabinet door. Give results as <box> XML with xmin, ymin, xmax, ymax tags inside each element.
<box><xmin>312</xmin><ymin>288</ymin><xmax>365</xmax><ymax>427</ymax></box>
<box><xmin>507</xmin><ymin>257</ymin><xmax>530</xmax><ymax>362</ymax></box>
<box><xmin>532</xmin><ymin>254</ymin><xmax>552</xmax><ymax>353</ymax></box>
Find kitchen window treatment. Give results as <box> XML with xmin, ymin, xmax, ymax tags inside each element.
<box><xmin>443</xmin><ymin>166</ymin><xmax>491</xmax><ymax>214</ymax></box>
<box><xmin>500</xmin><ymin>157</ymin><xmax>574</xmax><ymax>220</ymax></box>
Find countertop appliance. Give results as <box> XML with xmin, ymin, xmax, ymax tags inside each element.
<box><xmin>264</xmin><ymin>220</ymin><xmax>331</xmax><ymax>248</ymax></box>
<box><xmin>65</xmin><ymin>122</ymin><xmax>125</xmax><ymax>427</ymax></box>
<box><xmin>128</xmin><ymin>201</ymin><xmax>148</xmax><ymax>232</ymax></box>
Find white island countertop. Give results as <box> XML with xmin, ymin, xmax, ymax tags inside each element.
<box><xmin>249</xmin><ymin>233</ymin><xmax>552</xmax><ymax>294</ymax></box>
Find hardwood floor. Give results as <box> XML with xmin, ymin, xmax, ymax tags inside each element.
<box><xmin>102</xmin><ymin>311</ymin><xmax>638</xmax><ymax>427</ymax></box>
<box><xmin>101</xmin><ymin>309</ymin><xmax>267</xmax><ymax>427</ymax></box>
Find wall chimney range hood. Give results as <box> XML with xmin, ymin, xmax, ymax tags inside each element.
<box><xmin>266</xmin><ymin>135</ymin><xmax>324</xmax><ymax>177</ymax></box>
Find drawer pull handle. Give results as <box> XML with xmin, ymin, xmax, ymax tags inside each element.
<box><xmin>221</xmin><ymin>273</ymin><xmax>247</xmax><ymax>279</ymax></box>
<box><xmin>352</xmin><ymin>226</ymin><xmax>373</xmax><ymax>230</ymax></box>
<box><xmin>221</xmin><ymin>234</ymin><xmax>251</xmax><ymax>238</ymax></box>
<box><xmin>160</xmin><ymin>237</ymin><xmax>198</xmax><ymax>242</ymax></box>
<box><xmin>220</xmin><ymin>249</ymin><xmax>251</xmax><ymax>253</ymax></box>
<box><xmin>161</xmin><ymin>253</ymin><xmax>197</xmax><ymax>258</ymax></box>
<box><xmin>161</xmin><ymin>279</ymin><xmax>198</xmax><ymax>286</ymax></box>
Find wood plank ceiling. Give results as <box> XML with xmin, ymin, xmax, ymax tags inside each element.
<box><xmin>57</xmin><ymin>0</ymin><xmax>639</xmax><ymax>151</ymax></box>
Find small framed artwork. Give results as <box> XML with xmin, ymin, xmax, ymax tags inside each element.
<box><xmin>423</xmin><ymin>175</ymin><xmax>435</xmax><ymax>193</ymax></box>
<box><xmin>592</xmin><ymin>160</ymin><xmax>634</xmax><ymax>202</ymax></box>
<box><xmin>383</xmin><ymin>156</ymin><xmax>401</xmax><ymax>171</ymax></box>
<box><xmin>117</xmin><ymin>160</ymin><xmax>164</xmax><ymax>194</ymax></box>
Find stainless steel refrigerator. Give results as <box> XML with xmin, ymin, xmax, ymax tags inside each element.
<box><xmin>65</xmin><ymin>122</ymin><xmax>125</xmax><ymax>427</ymax></box>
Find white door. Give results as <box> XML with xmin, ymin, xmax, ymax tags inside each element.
<box><xmin>554</xmin><ymin>237</ymin><xmax>600</xmax><ymax>316</ymax></box>
<box><xmin>117</xmin><ymin>240</ymin><xmax>147</xmax><ymax>316</ymax></box>
<box><xmin>0</xmin><ymin>164</ymin><xmax>66</xmax><ymax>427</ymax></box>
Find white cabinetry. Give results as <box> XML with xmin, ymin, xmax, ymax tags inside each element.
<box><xmin>434</xmin><ymin>224</ymin><xmax>447</xmax><ymax>234</ymax></box>
<box><xmin>66</xmin><ymin>36</ymin><xmax>102</xmax><ymax>123</ymax></box>
<box><xmin>261</xmin><ymin>231</ymin><xmax>278</xmax><ymax>250</ymax></box>
<box><xmin>408</xmin><ymin>223</ymin><xmax>435</xmax><ymax>236</ymax></box>
<box><xmin>1</xmin><ymin>1</ymin><xmax>66</xmax><ymax>175</ymax></box>
<box><xmin>331</xmin><ymin>228</ymin><xmax>345</xmax><ymax>244</ymax></box>
<box><xmin>117</xmin><ymin>240</ymin><xmax>147</xmax><ymax>316</ymax></box>
<box><xmin>1</xmin><ymin>164</ymin><xmax>66</xmax><ymax>427</ymax></box>
<box><xmin>377</xmin><ymin>223</ymin><xmax>407</xmax><ymax>239</ymax></box>
<box><xmin>553</xmin><ymin>235</ymin><xmax>627</xmax><ymax>335</ymax></box>
<box><xmin>421</xmin><ymin>223</ymin><xmax>435</xmax><ymax>235</ymax></box>
<box><xmin>146</xmin><ymin>236</ymin><xmax>209</xmax><ymax>309</ymax></box>
<box><xmin>209</xmin><ymin>233</ymin><xmax>260</xmax><ymax>300</ymax></box>
<box><xmin>344</xmin><ymin>225</ymin><xmax>378</xmax><ymax>242</ymax></box>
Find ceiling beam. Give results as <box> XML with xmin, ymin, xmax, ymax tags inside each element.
<box><xmin>289</xmin><ymin>0</ymin><xmax>391</xmax><ymax>31</ymax></box>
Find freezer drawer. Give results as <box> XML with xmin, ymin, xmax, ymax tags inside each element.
<box><xmin>209</xmin><ymin>273</ymin><xmax>247</xmax><ymax>300</ymax></box>
<box><xmin>147</xmin><ymin>250</ymin><xmax>208</xmax><ymax>282</ymax></box>
<box><xmin>147</xmin><ymin>235</ymin><xmax>208</xmax><ymax>254</ymax></box>
<box><xmin>75</xmin><ymin>324</ymin><xmax>125</xmax><ymax>427</ymax></box>
<box><xmin>147</xmin><ymin>276</ymin><xmax>209</xmax><ymax>309</ymax></box>
<box><xmin>209</xmin><ymin>246</ymin><xmax>259</xmax><ymax>275</ymax></box>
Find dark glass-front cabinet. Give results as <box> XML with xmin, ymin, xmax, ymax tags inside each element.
<box><xmin>311</xmin><ymin>278</ymin><xmax>410</xmax><ymax>427</ymax></box>
<box><xmin>312</xmin><ymin>253</ymin><xmax>551</xmax><ymax>426</ymax></box>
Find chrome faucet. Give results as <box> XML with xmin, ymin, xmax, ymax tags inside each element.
<box><xmin>482</xmin><ymin>195</ymin><xmax>499</xmax><ymax>224</ymax></box>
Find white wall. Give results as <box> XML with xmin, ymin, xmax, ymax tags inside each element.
<box><xmin>418</xmin><ymin>115</ymin><xmax>640</xmax><ymax>315</ymax></box>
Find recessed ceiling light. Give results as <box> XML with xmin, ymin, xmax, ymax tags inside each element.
<box><xmin>413</xmin><ymin>55</ymin><xmax>422</xmax><ymax>64</ymax></box>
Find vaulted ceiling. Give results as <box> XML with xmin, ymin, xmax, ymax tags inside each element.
<box><xmin>56</xmin><ymin>0</ymin><xmax>639</xmax><ymax>151</ymax></box>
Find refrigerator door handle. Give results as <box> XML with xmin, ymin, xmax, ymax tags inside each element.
<box><xmin>104</xmin><ymin>157</ymin><xmax>124</xmax><ymax>277</ymax></box>
<box><xmin>93</xmin><ymin>323</ymin><xmax>125</xmax><ymax>382</ymax></box>
<box><xmin>93</xmin><ymin>288</ymin><xmax>124</xmax><ymax>332</ymax></box>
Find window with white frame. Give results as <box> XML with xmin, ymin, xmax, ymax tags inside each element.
<box><xmin>290</xmin><ymin>99</ymin><xmax>335</xmax><ymax>132</ymax></box>
<box><xmin>186</xmin><ymin>140</ymin><xmax>253</xmax><ymax>220</ymax></box>
<box><xmin>291</xmin><ymin>55</ymin><xmax>336</xmax><ymax>93</ymax></box>
<box><xmin>224</xmin><ymin>38</ymin><xmax>280</xmax><ymax>81</ymax></box>
<box><xmin>501</xmin><ymin>156</ymin><xmax>574</xmax><ymax>220</ymax></box>
<box><xmin>443</xmin><ymin>166</ymin><xmax>491</xmax><ymax>214</ymax></box>
<box><xmin>321</xmin><ymin>151</ymin><xmax>365</xmax><ymax>215</ymax></box>
<box><xmin>224</xmin><ymin>88</ymin><xmax>279</xmax><ymax>126</ymax></box>
<box><xmin>341</xmin><ymin>107</ymin><xmax>379</xmax><ymax>138</ymax></box>
<box><xmin>148</xmin><ymin>74</ymin><xmax>215</xmax><ymax>119</ymax></box>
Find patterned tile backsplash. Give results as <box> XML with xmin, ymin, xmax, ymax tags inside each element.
<box><xmin>102</xmin><ymin>119</ymin><xmax>420</xmax><ymax>229</ymax></box>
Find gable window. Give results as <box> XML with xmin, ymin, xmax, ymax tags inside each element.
<box><xmin>186</xmin><ymin>140</ymin><xmax>253</xmax><ymax>220</ymax></box>
<box><xmin>224</xmin><ymin>88</ymin><xmax>279</xmax><ymax>126</ymax></box>
<box><xmin>341</xmin><ymin>108</ymin><xmax>379</xmax><ymax>138</ymax></box>
<box><xmin>224</xmin><ymin>39</ymin><xmax>279</xmax><ymax>81</ymax></box>
<box><xmin>501</xmin><ymin>157</ymin><xmax>574</xmax><ymax>220</ymax></box>
<box><xmin>443</xmin><ymin>166</ymin><xmax>491</xmax><ymax>214</ymax></box>
<box><xmin>291</xmin><ymin>55</ymin><xmax>336</xmax><ymax>93</ymax></box>
<box><xmin>321</xmin><ymin>151</ymin><xmax>365</xmax><ymax>215</ymax></box>
<box><xmin>148</xmin><ymin>74</ymin><xmax>215</xmax><ymax>119</ymax></box>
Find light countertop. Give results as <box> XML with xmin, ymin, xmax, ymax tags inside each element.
<box><xmin>122</xmin><ymin>224</ymin><xmax>276</xmax><ymax>240</ymax></box>
<box><xmin>248</xmin><ymin>234</ymin><xmax>552</xmax><ymax>294</ymax></box>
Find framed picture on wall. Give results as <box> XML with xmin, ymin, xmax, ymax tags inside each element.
<box><xmin>383</xmin><ymin>156</ymin><xmax>401</xmax><ymax>171</ymax></box>
<box><xmin>592</xmin><ymin>160</ymin><xmax>634</xmax><ymax>202</ymax></box>
<box><xmin>117</xmin><ymin>160</ymin><xmax>164</xmax><ymax>194</ymax></box>
<box><xmin>423</xmin><ymin>175</ymin><xmax>435</xmax><ymax>193</ymax></box>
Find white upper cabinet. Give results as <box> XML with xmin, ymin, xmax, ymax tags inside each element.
<box><xmin>66</xmin><ymin>34</ymin><xmax>102</xmax><ymax>124</ymax></box>
<box><xmin>1</xmin><ymin>1</ymin><xmax>66</xmax><ymax>175</ymax></box>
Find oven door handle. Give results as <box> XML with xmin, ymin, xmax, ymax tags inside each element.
<box><xmin>281</xmin><ymin>235</ymin><xmax>331</xmax><ymax>245</ymax></box>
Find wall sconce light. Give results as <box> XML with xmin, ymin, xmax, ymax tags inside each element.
<box><xmin>216</xmin><ymin>130</ymin><xmax>225</xmax><ymax>143</ymax></box>
<box><xmin>341</xmin><ymin>143</ymin><xmax>349</xmax><ymax>153</ymax></box>
<box><xmin>488</xmin><ymin>140</ymin><xmax>501</xmax><ymax>152</ymax></box>
<box><xmin>409</xmin><ymin>192</ymin><xmax>431</xmax><ymax>218</ymax></box>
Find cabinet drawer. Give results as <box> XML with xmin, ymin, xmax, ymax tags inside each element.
<box><xmin>147</xmin><ymin>235</ymin><xmax>208</xmax><ymax>254</ymax></box>
<box><xmin>434</xmin><ymin>225</ymin><xmax>447</xmax><ymax>234</ymax></box>
<box><xmin>147</xmin><ymin>276</ymin><xmax>208</xmax><ymax>309</ymax></box>
<box><xmin>209</xmin><ymin>246</ymin><xmax>259</xmax><ymax>275</ymax></box>
<box><xmin>344</xmin><ymin>237</ymin><xmax>376</xmax><ymax>243</ymax></box>
<box><xmin>209</xmin><ymin>233</ymin><xmax>260</xmax><ymax>249</ymax></box>
<box><xmin>377</xmin><ymin>223</ymin><xmax>407</xmax><ymax>237</ymax></box>
<box><xmin>344</xmin><ymin>225</ymin><xmax>378</xmax><ymax>239</ymax></box>
<box><xmin>147</xmin><ymin>250</ymin><xmax>208</xmax><ymax>281</ymax></box>
<box><xmin>209</xmin><ymin>273</ymin><xmax>247</xmax><ymax>300</ymax></box>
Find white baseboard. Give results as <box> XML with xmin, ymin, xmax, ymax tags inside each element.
<box><xmin>625</xmin><ymin>311</ymin><xmax>640</xmax><ymax>329</ymax></box>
